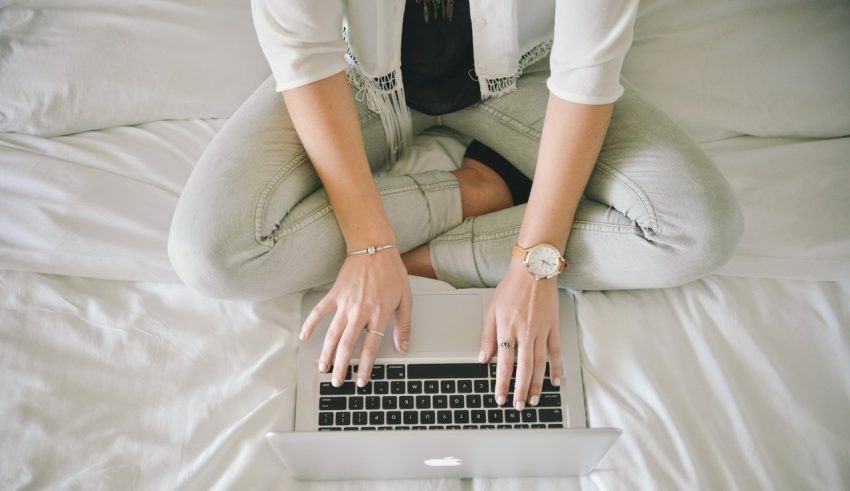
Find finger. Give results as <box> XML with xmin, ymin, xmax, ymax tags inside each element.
<box><xmin>393</xmin><ymin>287</ymin><xmax>413</xmax><ymax>353</ymax></box>
<box><xmin>547</xmin><ymin>320</ymin><xmax>564</xmax><ymax>388</ymax></box>
<box><xmin>512</xmin><ymin>333</ymin><xmax>534</xmax><ymax>411</ymax></box>
<box><xmin>332</xmin><ymin>315</ymin><xmax>367</xmax><ymax>387</ymax></box>
<box><xmin>300</xmin><ymin>293</ymin><xmax>336</xmax><ymax>341</ymax></box>
<box><xmin>318</xmin><ymin>310</ymin><xmax>348</xmax><ymax>377</ymax></box>
<box><xmin>357</xmin><ymin>313</ymin><xmax>388</xmax><ymax>387</ymax></box>
<box><xmin>479</xmin><ymin>300</ymin><xmax>497</xmax><ymax>364</ymax></box>
<box><xmin>527</xmin><ymin>337</ymin><xmax>547</xmax><ymax>406</ymax></box>
<box><xmin>494</xmin><ymin>317</ymin><xmax>514</xmax><ymax>407</ymax></box>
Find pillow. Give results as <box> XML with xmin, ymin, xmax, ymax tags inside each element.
<box><xmin>623</xmin><ymin>0</ymin><xmax>850</xmax><ymax>142</ymax></box>
<box><xmin>0</xmin><ymin>0</ymin><xmax>271</xmax><ymax>136</ymax></box>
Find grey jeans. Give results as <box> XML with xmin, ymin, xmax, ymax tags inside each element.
<box><xmin>168</xmin><ymin>58</ymin><xmax>743</xmax><ymax>301</ymax></box>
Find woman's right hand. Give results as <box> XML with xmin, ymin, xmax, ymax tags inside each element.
<box><xmin>298</xmin><ymin>248</ymin><xmax>413</xmax><ymax>388</ymax></box>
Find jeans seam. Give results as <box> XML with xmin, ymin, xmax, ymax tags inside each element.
<box><xmin>468</xmin><ymin>104</ymin><xmax>542</xmax><ymax>141</ymax></box>
<box><xmin>255</xmin><ymin>152</ymin><xmax>311</xmax><ymax>246</ymax></box>
<box><xmin>593</xmin><ymin>160</ymin><xmax>661</xmax><ymax>236</ymax></box>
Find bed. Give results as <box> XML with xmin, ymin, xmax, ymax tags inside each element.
<box><xmin>1</xmin><ymin>0</ymin><xmax>849</xmax><ymax>489</ymax></box>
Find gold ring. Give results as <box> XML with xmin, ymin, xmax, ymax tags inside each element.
<box><xmin>364</xmin><ymin>328</ymin><xmax>385</xmax><ymax>337</ymax></box>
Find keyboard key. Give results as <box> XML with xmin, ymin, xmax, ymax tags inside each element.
<box><xmin>471</xmin><ymin>410</ymin><xmax>486</xmax><ymax>424</ymax></box>
<box><xmin>446</xmin><ymin>425</ymin><xmax>461</xmax><ymax>430</ymax></box>
<box><xmin>462</xmin><ymin>425</ymin><xmax>478</xmax><ymax>429</ymax></box>
<box><xmin>441</xmin><ymin>380</ymin><xmax>456</xmax><ymax>393</ymax></box>
<box><xmin>369</xmin><ymin>412</ymin><xmax>384</xmax><ymax>425</ymax></box>
<box><xmin>407</xmin><ymin>381</ymin><xmax>423</xmax><ymax>394</ymax></box>
<box><xmin>371</xmin><ymin>365</ymin><xmax>385</xmax><ymax>380</ymax></box>
<box><xmin>466</xmin><ymin>394</ymin><xmax>481</xmax><ymax>408</ymax></box>
<box><xmin>454</xmin><ymin>410</ymin><xmax>469</xmax><ymax>424</ymax></box>
<box><xmin>403</xmin><ymin>411</ymin><xmax>418</xmax><ymax>425</ymax></box>
<box><xmin>356</xmin><ymin>383</ymin><xmax>372</xmax><ymax>395</ymax></box>
<box><xmin>539</xmin><ymin>409</ymin><xmax>563</xmax><ymax>422</ymax></box>
<box><xmin>496</xmin><ymin>424</ymin><xmax>511</xmax><ymax>429</ymax></box>
<box><xmin>449</xmin><ymin>395</ymin><xmax>464</xmax><ymax>408</ymax></box>
<box><xmin>320</xmin><ymin>382</ymin><xmax>355</xmax><ymax>395</ymax></box>
<box><xmin>399</xmin><ymin>396</ymin><xmax>414</xmax><ymax>410</ymax></box>
<box><xmin>387</xmin><ymin>364</ymin><xmax>405</xmax><ymax>379</ymax></box>
<box><xmin>391</xmin><ymin>381</ymin><xmax>405</xmax><ymax>394</ymax></box>
<box><xmin>378</xmin><ymin>427</ymin><xmax>392</xmax><ymax>431</ymax></box>
<box><xmin>483</xmin><ymin>395</ymin><xmax>498</xmax><ymax>408</ymax></box>
<box><xmin>374</xmin><ymin>382</ymin><xmax>389</xmax><ymax>394</ymax></box>
<box><xmin>539</xmin><ymin>394</ymin><xmax>561</xmax><ymax>407</ymax></box>
<box><xmin>431</xmin><ymin>425</ymin><xmax>445</xmax><ymax>430</ymax></box>
<box><xmin>424</xmin><ymin>380</ymin><xmax>440</xmax><ymax>393</ymax></box>
<box><xmin>353</xmin><ymin>411</ymin><xmax>368</xmax><ymax>425</ymax></box>
<box><xmin>408</xmin><ymin>363</ymin><xmax>488</xmax><ymax>379</ymax></box>
<box><xmin>505</xmin><ymin>410</ymin><xmax>521</xmax><ymax>423</ymax></box>
<box><xmin>548</xmin><ymin>423</ymin><xmax>564</xmax><ymax>428</ymax></box>
<box><xmin>420</xmin><ymin>410</ymin><xmax>436</xmax><ymax>425</ymax></box>
<box><xmin>319</xmin><ymin>397</ymin><xmax>346</xmax><ymax>411</ymax></box>
<box><xmin>415</xmin><ymin>395</ymin><xmax>431</xmax><ymax>409</ymax></box>
<box><xmin>382</xmin><ymin>396</ymin><xmax>398</xmax><ymax>410</ymax></box>
<box><xmin>437</xmin><ymin>410</ymin><xmax>452</xmax><ymax>424</ymax></box>
<box><xmin>362</xmin><ymin>427</ymin><xmax>376</xmax><ymax>431</ymax></box>
<box><xmin>335</xmin><ymin>412</ymin><xmax>351</xmax><ymax>426</ymax></box>
<box><xmin>387</xmin><ymin>411</ymin><xmax>402</xmax><ymax>425</ymax></box>
<box><xmin>349</xmin><ymin>396</ymin><xmax>364</xmax><ymax>410</ymax></box>
<box><xmin>412</xmin><ymin>426</ymin><xmax>427</xmax><ymax>430</ymax></box>
<box><xmin>433</xmin><ymin>395</ymin><xmax>448</xmax><ymax>408</ymax></box>
<box><xmin>474</xmin><ymin>380</ymin><xmax>489</xmax><ymax>393</ymax></box>
<box><xmin>544</xmin><ymin>363</ymin><xmax>550</xmax><ymax>377</ymax></box>
<box><xmin>542</xmin><ymin>378</ymin><xmax>559</xmax><ymax>393</ymax></box>
<box><xmin>487</xmin><ymin>410</ymin><xmax>503</xmax><ymax>423</ymax></box>
<box><xmin>319</xmin><ymin>427</ymin><xmax>341</xmax><ymax>431</ymax></box>
<box><xmin>318</xmin><ymin>412</ymin><xmax>333</xmax><ymax>426</ymax></box>
<box><xmin>365</xmin><ymin>396</ymin><xmax>381</xmax><ymax>410</ymax></box>
<box><xmin>515</xmin><ymin>424</ymin><xmax>529</xmax><ymax>429</ymax></box>
<box><xmin>532</xmin><ymin>424</ymin><xmax>546</xmax><ymax>429</ymax></box>
<box><xmin>458</xmin><ymin>380</ymin><xmax>473</xmax><ymax>393</ymax></box>
<box><xmin>395</xmin><ymin>426</ymin><xmax>410</xmax><ymax>430</ymax></box>
<box><xmin>521</xmin><ymin>409</ymin><xmax>538</xmax><ymax>423</ymax></box>
<box><xmin>480</xmin><ymin>424</ymin><xmax>495</xmax><ymax>429</ymax></box>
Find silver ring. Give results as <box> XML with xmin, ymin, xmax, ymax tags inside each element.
<box><xmin>497</xmin><ymin>340</ymin><xmax>514</xmax><ymax>350</ymax></box>
<box><xmin>364</xmin><ymin>328</ymin><xmax>385</xmax><ymax>337</ymax></box>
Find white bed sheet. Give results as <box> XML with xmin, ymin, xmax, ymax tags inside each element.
<box><xmin>1</xmin><ymin>271</ymin><xmax>847</xmax><ymax>490</ymax></box>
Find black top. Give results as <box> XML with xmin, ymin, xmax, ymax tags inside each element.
<box><xmin>400</xmin><ymin>0</ymin><xmax>481</xmax><ymax>115</ymax></box>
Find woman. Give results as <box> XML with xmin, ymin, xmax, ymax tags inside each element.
<box><xmin>168</xmin><ymin>0</ymin><xmax>743</xmax><ymax>413</ymax></box>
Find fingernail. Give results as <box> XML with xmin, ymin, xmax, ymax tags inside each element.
<box><xmin>357</xmin><ymin>378</ymin><xmax>366</xmax><ymax>388</ymax></box>
<box><xmin>478</xmin><ymin>351</ymin><xmax>486</xmax><ymax>363</ymax></box>
<box><xmin>552</xmin><ymin>377</ymin><xmax>561</xmax><ymax>387</ymax></box>
<box><xmin>496</xmin><ymin>395</ymin><xmax>505</xmax><ymax>406</ymax></box>
<box><xmin>318</xmin><ymin>362</ymin><xmax>328</xmax><ymax>373</ymax></box>
<box><xmin>298</xmin><ymin>331</ymin><xmax>306</xmax><ymax>341</ymax></box>
<box><xmin>401</xmin><ymin>340</ymin><xmax>408</xmax><ymax>352</ymax></box>
<box><xmin>530</xmin><ymin>395</ymin><xmax>540</xmax><ymax>406</ymax></box>
<box><xmin>332</xmin><ymin>376</ymin><xmax>341</xmax><ymax>387</ymax></box>
<box><xmin>515</xmin><ymin>400</ymin><xmax>525</xmax><ymax>411</ymax></box>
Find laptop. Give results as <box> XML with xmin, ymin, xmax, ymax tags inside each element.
<box><xmin>266</xmin><ymin>282</ymin><xmax>621</xmax><ymax>480</ymax></box>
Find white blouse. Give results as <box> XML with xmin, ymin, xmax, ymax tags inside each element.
<box><xmin>250</xmin><ymin>0</ymin><xmax>638</xmax><ymax>158</ymax></box>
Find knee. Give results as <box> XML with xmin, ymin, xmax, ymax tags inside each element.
<box><xmin>661</xmin><ymin>180</ymin><xmax>744</xmax><ymax>286</ymax></box>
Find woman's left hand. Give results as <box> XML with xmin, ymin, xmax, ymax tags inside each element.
<box><xmin>479</xmin><ymin>257</ymin><xmax>563</xmax><ymax>411</ymax></box>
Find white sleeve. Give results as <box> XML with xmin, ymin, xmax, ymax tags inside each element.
<box><xmin>546</xmin><ymin>0</ymin><xmax>639</xmax><ymax>105</ymax></box>
<box><xmin>250</xmin><ymin>0</ymin><xmax>347</xmax><ymax>92</ymax></box>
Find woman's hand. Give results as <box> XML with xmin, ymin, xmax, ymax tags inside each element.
<box><xmin>479</xmin><ymin>258</ymin><xmax>563</xmax><ymax>411</ymax></box>
<box><xmin>299</xmin><ymin>249</ymin><xmax>413</xmax><ymax>388</ymax></box>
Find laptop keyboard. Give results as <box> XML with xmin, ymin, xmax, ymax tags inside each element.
<box><xmin>317</xmin><ymin>362</ymin><xmax>564</xmax><ymax>431</ymax></box>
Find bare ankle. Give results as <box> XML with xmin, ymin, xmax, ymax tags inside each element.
<box><xmin>451</xmin><ymin>158</ymin><xmax>513</xmax><ymax>219</ymax></box>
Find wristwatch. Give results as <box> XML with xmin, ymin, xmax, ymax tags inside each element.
<box><xmin>512</xmin><ymin>242</ymin><xmax>567</xmax><ymax>280</ymax></box>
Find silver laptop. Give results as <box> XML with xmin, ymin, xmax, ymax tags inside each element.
<box><xmin>266</xmin><ymin>285</ymin><xmax>620</xmax><ymax>480</ymax></box>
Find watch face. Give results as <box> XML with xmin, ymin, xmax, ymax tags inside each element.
<box><xmin>526</xmin><ymin>244</ymin><xmax>562</xmax><ymax>278</ymax></box>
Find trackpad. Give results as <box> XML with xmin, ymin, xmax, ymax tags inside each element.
<box><xmin>381</xmin><ymin>293</ymin><xmax>484</xmax><ymax>355</ymax></box>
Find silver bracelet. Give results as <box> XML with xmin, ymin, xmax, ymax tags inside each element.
<box><xmin>346</xmin><ymin>244</ymin><xmax>398</xmax><ymax>257</ymax></box>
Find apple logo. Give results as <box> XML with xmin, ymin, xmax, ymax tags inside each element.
<box><xmin>424</xmin><ymin>456</ymin><xmax>463</xmax><ymax>467</ymax></box>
